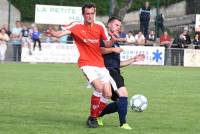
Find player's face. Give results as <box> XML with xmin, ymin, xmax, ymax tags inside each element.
<box><xmin>109</xmin><ymin>19</ymin><xmax>122</xmax><ymax>34</ymax></box>
<box><xmin>83</xmin><ymin>7</ymin><xmax>95</xmax><ymax>24</ymax></box>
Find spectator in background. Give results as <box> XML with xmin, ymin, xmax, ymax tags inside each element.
<box><xmin>0</xmin><ymin>28</ymin><xmax>10</xmax><ymax>61</ymax></box>
<box><xmin>126</xmin><ymin>31</ymin><xmax>135</xmax><ymax>44</ymax></box>
<box><xmin>119</xmin><ymin>26</ymin><xmax>127</xmax><ymax>39</ymax></box>
<box><xmin>32</xmin><ymin>26</ymin><xmax>41</xmax><ymax>51</ymax></box>
<box><xmin>193</xmin><ymin>33</ymin><xmax>200</xmax><ymax>49</ymax></box>
<box><xmin>66</xmin><ymin>35</ymin><xmax>74</xmax><ymax>44</ymax></box>
<box><xmin>172</xmin><ymin>30</ymin><xmax>190</xmax><ymax>66</ymax></box>
<box><xmin>160</xmin><ymin>31</ymin><xmax>171</xmax><ymax>48</ymax></box>
<box><xmin>21</xmin><ymin>25</ymin><xmax>32</xmax><ymax>55</ymax></box>
<box><xmin>139</xmin><ymin>1</ymin><xmax>151</xmax><ymax>38</ymax></box>
<box><xmin>177</xmin><ymin>30</ymin><xmax>191</xmax><ymax>48</ymax></box>
<box><xmin>135</xmin><ymin>31</ymin><xmax>145</xmax><ymax>45</ymax></box>
<box><xmin>155</xmin><ymin>11</ymin><xmax>165</xmax><ymax>37</ymax></box>
<box><xmin>118</xmin><ymin>26</ymin><xmax>127</xmax><ymax>44</ymax></box>
<box><xmin>184</xmin><ymin>30</ymin><xmax>191</xmax><ymax>45</ymax></box>
<box><xmin>160</xmin><ymin>31</ymin><xmax>171</xmax><ymax>65</ymax></box>
<box><xmin>147</xmin><ymin>30</ymin><xmax>156</xmax><ymax>41</ymax></box>
<box><xmin>10</xmin><ymin>21</ymin><xmax>22</xmax><ymax>61</ymax></box>
<box><xmin>1</xmin><ymin>24</ymin><xmax>11</xmax><ymax>36</ymax></box>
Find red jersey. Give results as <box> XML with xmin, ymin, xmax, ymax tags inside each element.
<box><xmin>64</xmin><ymin>22</ymin><xmax>109</xmax><ymax>67</ymax></box>
<box><xmin>160</xmin><ymin>34</ymin><xmax>171</xmax><ymax>43</ymax></box>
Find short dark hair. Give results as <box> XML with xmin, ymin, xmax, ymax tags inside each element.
<box><xmin>128</xmin><ymin>31</ymin><xmax>133</xmax><ymax>33</ymax></box>
<box><xmin>107</xmin><ymin>16</ymin><xmax>122</xmax><ymax>25</ymax></box>
<box><xmin>82</xmin><ymin>3</ymin><xmax>96</xmax><ymax>14</ymax></box>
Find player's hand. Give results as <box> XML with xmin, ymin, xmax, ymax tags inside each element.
<box><xmin>133</xmin><ymin>54</ymin><xmax>145</xmax><ymax>62</ymax></box>
<box><xmin>45</xmin><ymin>27</ymin><xmax>52</xmax><ymax>37</ymax></box>
<box><xmin>112</xmin><ymin>47</ymin><xmax>123</xmax><ymax>53</ymax></box>
<box><xmin>110</xmin><ymin>35</ymin><xmax>118</xmax><ymax>43</ymax></box>
<box><xmin>47</xmin><ymin>27</ymin><xmax>55</xmax><ymax>37</ymax></box>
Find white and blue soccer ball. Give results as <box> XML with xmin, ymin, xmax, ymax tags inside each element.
<box><xmin>130</xmin><ymin>94</ymin><xmax>148</xmax><ymax>112</ymax></box>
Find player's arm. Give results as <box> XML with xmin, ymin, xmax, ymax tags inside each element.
<box><xmin>49</xmin><ymin>28</ymin><xmax>71</xmax><ymax>38</ymax></box>
<box><xmin>100</xmin><ymin>37</ymin><xmax>123</xmax><ymax>54</ymax></box>
<box><xmin>120</xmin><ymin>54</ymin><xmax>145</xmax><ymax>68</ymax></box>
<box><xmin>101</xmin><ymin>47</ymin><xmax>123</xmax><ymax>54</ymax></box>
<box><xmin>102</xmin><ymin>36</ymin><xmax>118</xmax><ymax>48</ymax></box>
<box><xmin>116</xmin><ymin>37</ymin><xmax>127</xmax><ymax>42</ymax></box>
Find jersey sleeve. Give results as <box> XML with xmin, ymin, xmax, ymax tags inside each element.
<box><xmin>95</xmin><ymin>21</ymin><xmax>109</xmax><ymax>41</ymax></box>
<box><xmin>62</xmin><ymin>22</ymin><xmax>80</xmax><ymax>33</ymax></box>
<box><xmin>100</xmin><ymin>24</ymin><xmax>110</xmax><ymax>41</ymax></box>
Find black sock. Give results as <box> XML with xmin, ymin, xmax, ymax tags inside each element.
<box><xmin>100</xmin><ymin>102</ymin><xmax>118</xmax><ymax>117</ymax></box>
<box><xmin>117</xmin><ymin>97</ymin><xmax>128</xmax><ymax>126</ymax></box>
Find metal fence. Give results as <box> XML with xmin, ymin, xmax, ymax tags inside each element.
<box><xmin>3</xmin><ymin>43</ymin><xmax>199</xmax><ymax>67</ymax></box>
<box><xmin>164</xmin><ymin>48</ymin><xmax>184</xmax><ymax>66</ymax></box>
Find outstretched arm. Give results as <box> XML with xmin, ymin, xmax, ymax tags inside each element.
<box><xmin>49</xmin><ymin>28</ymin><xmax>71</xmax><ymax>38</ymax></box>
<box><xmin>120</xmin><ymin>54</ymin><xmax>145</xmax><ymax>68</ymax></box>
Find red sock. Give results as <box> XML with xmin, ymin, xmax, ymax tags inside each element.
<box><xmin>90</xmin><ymin>94</ymin><xmax>101</xmax><ymax>118</ymax></box>
<box><xmin>98</xmin><ymin>101</ymin><xmax>107</xmax><ymax>116</ymax></box>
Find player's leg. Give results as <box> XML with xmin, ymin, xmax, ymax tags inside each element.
<box><xmin>99</xmin><ymin>81</ymin><xmax>119</xmax><ymax>118</ymax></box>
<box><xmin>100</xmin><ymin>69</ymin><xmax>132</xmax><ymax>129</ymax></box>
<box><xmin>97</xmin><ymin>68</ymin><xmax>112</xmax><ymax>117</ymax></box>
<box><xmin>113</xmin><ymin>72</ymin><xmax>131</xmax><ymax>129</ymax></box>
<box><xmin>81</xmin><ymin>66</ymin><xmax>104</xmax><ymax>128</ymax></box>
<box><xmin>90</xmin><ymin>79</ymin><xmax>104</xmax><ymax>118</ymax></box>
<box><xmin>99</xmin><ymin>69</ymin><xmax>119</xmax><ymax>118</ymax></box>
<box><xmin>117</xmin><ymin>87</ymin><xmax>130</xmax><ymax>128</ymax></box>
<box><xmin>86</xmin><ymin>79</ymin><xmax>105</xmax><ymax>128</ymax></box>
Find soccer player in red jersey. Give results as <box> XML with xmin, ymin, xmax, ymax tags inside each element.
<box><xmin>50</xmin><ymin>3</ymin><xmax>116</xmax><ymax>128</ymax></box>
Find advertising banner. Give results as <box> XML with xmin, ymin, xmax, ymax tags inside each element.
<box><xmin>120</xmin><ymin>46</ymin><xmax>165</xmax><ymax>65</ymax></box>
<box><xmin>195</xmin><ymin>14</ymin><xmax>200</xmax><ymax>32</ymax></box>
<box><xmin>35</xmin><ymin>5</ymin><xmax>83</xmax><ymax>24</ymax></box>
<box><xmin>184</xmin><ymin>49</ymin><xmax>200</xmax><ymax>67</ymax></box>
<box><xmin>22</xmin><ymin>44</ymin><xmax>165</xmax><ymax>65</ymax></box>
<box><xmin>21</xmin><ymin>43</ymin><xmax>79</xmax><ymax>63</ymax></box>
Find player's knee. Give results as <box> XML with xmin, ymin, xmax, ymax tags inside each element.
<box><xmin>118</xmin><ymin>87</ymin><xmax>128</xmax><ymax>97</ymax></box>
<box><xmin>103</xmin><ymin>91</ymin><xmax>112</xmax><ymax>99</ymax></box>
<box><xmin>92</xmin><ymin>80</ymin><xmax>104</xmax><ymax>92</ymax></box>
<box><xmin>95</xmin><ymin>84</ymin><xmax>104</xmax><ymax>92</ymax></box>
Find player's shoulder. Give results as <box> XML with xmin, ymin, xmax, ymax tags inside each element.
<box><xmin>94</xmin><ymin>21</ymin><xmax>106</xmax><ymax>28</ymax></box>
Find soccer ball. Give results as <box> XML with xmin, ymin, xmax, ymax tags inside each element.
<box><xmin>130</xmin><ymin>94</ymin><xmax>148</xmax><ymax>112</ymax></box>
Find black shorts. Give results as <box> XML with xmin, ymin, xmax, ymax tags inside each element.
<box><xmin>109</xmin><ymin>68</ymin><xmax>125</xmax><ymax>101</ymax></box>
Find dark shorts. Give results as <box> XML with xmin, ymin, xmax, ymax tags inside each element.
<box><xmin>108</xmin><ymin>68</ymin><xmax>125</xmax><ymax>101</ymax></box>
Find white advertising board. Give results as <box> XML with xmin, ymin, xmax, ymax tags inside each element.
<box><xmin>21</xmin><ymin>43</ymin><xmax>79</xmax><ymax>63</ymax></box>
<box><xmin>35</xmin><ymin>5</ymin><xmax>83</xmax><ymax>25</ymax></box>
<box><xmin>195</xmin><ymin>14</ymin><xmax>200</xmax><ymax>32</ymax></box>
<box><xmin>120</xmin><ymin>46</ymin><xmax>165</xmax><ymax>65</ymax></box>
<box><xmin>22</xmin><ymin>44</ymin><xmax>165</xmax><ymax>65</ymax></box>
<box><xmin>184</xmin><ymin>49</ymin><xmax>200</xmax><ymax>67</ymax></box>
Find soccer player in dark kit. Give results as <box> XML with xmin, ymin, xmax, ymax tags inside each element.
<box><xmin>99</xmin><ymin>16</ymin><xmax>145</xmax><ymax>130</ymax></box>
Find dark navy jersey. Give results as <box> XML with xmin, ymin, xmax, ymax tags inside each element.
<box><xmin>100</xmin><ymin>39</ymin><xmax>120</xmax><ymax>70</ymax></box>
<box><xmin>140</xmin><ymin>6</ymin><xmax>151</xmax><ymax>21</ymax></box>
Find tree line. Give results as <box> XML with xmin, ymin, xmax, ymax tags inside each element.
<box><xmin>10</xmin><ymin>0</ymin><xmax>183</xmax><ymax>21</ymax></box>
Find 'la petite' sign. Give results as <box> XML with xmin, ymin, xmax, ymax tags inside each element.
<box><xmin>35</xmin><ymin>4</ymin><xmax>83</xmax><ymax>25</ymax></box>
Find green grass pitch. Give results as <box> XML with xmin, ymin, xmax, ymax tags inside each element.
<box><xmin>0</xmin><ymin>63</ymin><xmax>199</xmax><ymax>134</ymax></box>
